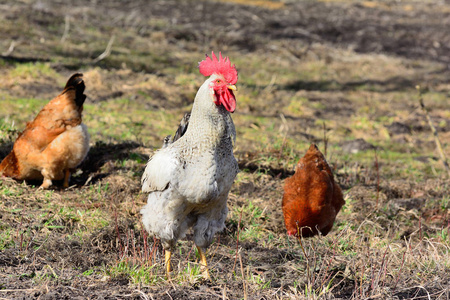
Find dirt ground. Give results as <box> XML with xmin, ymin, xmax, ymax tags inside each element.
<box><xmin>0</xmin><ymin>0</ymin><xmax>449</xmax><ymax>299</ymax></box>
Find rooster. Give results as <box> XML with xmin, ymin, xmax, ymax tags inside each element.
<box><xmin>282</xmin><ymin>144</ymin><xmax>345</xmax><ymax>237</ymax></box>
<box><xmin>0</xmin><ymin>73</ymin><xmax>89</xmax><ymax>189</ymax></box>
<box><xmin>141</xmin><ymin>52</ymin><xmax>239</xmax><ymax>279</ymax></box>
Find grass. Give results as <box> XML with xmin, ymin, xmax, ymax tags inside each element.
<box><xmin>9</xmin><ymin>62</ymin><xmax>57</xmax><ymax>80</ymax></box>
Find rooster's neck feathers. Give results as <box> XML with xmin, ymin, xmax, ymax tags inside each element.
<box><xmin>182</xmin><ymin>75</ymin><xmax>236</xmax><ymax>148</ymax></box>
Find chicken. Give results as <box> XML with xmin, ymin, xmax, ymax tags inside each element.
<box><xmin>0</xmin><ymin>73</ymin><xmax>90</xmax><ymax>189</ymax></box>
<box><xmin>141</xmin><ymin>52</ymin><xmax>239</xmax><ymax>279</ymax></box>
<box><xmin>282</xmin><ymin>144</ymin><xmax>345</xmax><ymax>237</ymax></box>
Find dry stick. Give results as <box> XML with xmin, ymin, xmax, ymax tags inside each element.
<box><xmin>125</xmin><ymin>227</ymin><xmax>130</xmax><ymax>259</ymax></box>
<box><xmin>310</xmin><ymin>240</ymin><xmax>318</xmax><ymax>290</ymax></box>
<box><xmin>232</xmin><ymin>208</ymin><xmax>244</xmax><ymax>273</ymax></box>
<box><xmin>419</xmin><ymin>215</ymin><xmax>423</xmax><ymax>242</ymax></box>
<box><xmin>319</xmin><ymin>240</ymin><xmax>339</xmax><ymax>291</ymax></box>
<box><xmin>184</xmin><ymin>245</ymin><xmax>194</xmax><ymax>267</ymax></box>
<box><xmin>60</xmin><ymin>15</ymin><xmax>70</xmax><ymax>43</ymax></box>
<box><xmin>238</xmin><ymin>253</ymin><xmax>248</xmax><ymax>300</ymax></box>
<box><xmin>142</xmin><ymin>229</ymin><xmax>149</xmax><ymax>266</ymax></box>
<box><xmin>360</xmin><ymin>258</ymin><xmax>366</xmax><ymax>298</ymax></box>
<box><xmin>417</xmin><ymin>86</ymin><xmax>450</xmax><ymax>178</ymax></box>
<box><xmin>393</xmin><ymin>250</ymin><xmax>407</xmax><ymax>290</ymax></box>
<box><xmin>150</xmin><ymin>237</ymin><xmax>158</xmax><ymax>266</ymax></box>
<box><xmin>136</xmin><ymin>234</ymin><xmax>142</xmax><ymax>265</ymax></box>
<box><xmin>370</xmin><ymin>252</ymin><xmax>376</xmax><ymax>292</ymax></box>
<box><xmin>222</xmin><ymin>284</ymin><xmax>227</xmax><ymax>300</ymax></box>
<box><xmin>447</xmin><ymin>220</ymin><xmax>450</xmax><ymax>242</ymax></box>
<box><xmin>2</xmin><ymin>41</ymin><xmax>16</xmax><ymax>56</ymax></box>
<box><xmin>323</xmin><ymin>121</ymin><xmax>328</xmax><ymax>158</ymax></box>
<box><xmin>380</xmin><ymin>252</ymin><xmax>389</xmax><ymax>289</ymax></box>
<box><xmin>374</xmin><ymin>149</ymin><xmax>380</xmax><ymax>207</ymax></box>
<box><xmin>374</xmin><ymin>245</ymin><xmax>390</xmax><ymax>292</ymax></box>
<box><xmin>131</xmin><ymin>229</ymin><xmax>137</xmax><ymax>264</ymax></box>
<box><xmin>93</xmin><ymin>35</ymin><xmax>115</xmax><ymax>63</ymax></box>
<box><xmin>114</xmin><ymin>210</ymin><xmax>123</xmax><ymax>259</ymax></box>
<box><xmin>296</xmin><ymin>226</ymin><xmax>312</xmax><ymax>296</ymax></box>
<box><xmin>278</xmin><ymin>134</ymin><xmax>287</xmax><ymax>161</ymax></box>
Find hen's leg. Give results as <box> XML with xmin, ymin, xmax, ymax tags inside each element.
<box><xmin>63</xmin><ymin>169</ymin><xmax>70</xmax><ymax>188</ymax></box>
<box><xmin>165</xmin><ymin>249</ymin><xmax>172</xmax><ymax>278</ymax></box>
<box><xmin>39</xmin><ymin>169</ymin><xmax>53</xmax><ymax>189</ymax></box>
<box><xmin>39</xmin><ymin>178</ymin><xmax>53</xmax><ymax>189</ymax></box>
<box><xmin>196</xmin><ymin>246</ymin><xmax>211</xmax><ymax>280</ymax></box>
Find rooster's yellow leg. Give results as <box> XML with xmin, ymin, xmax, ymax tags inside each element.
<box><xmin>63</xmin><ymin>169</ymin><xmax>70</xmax><ymax>188</ymax></box>
<box><xmin>196</xmin><ymin>246</ymin><xmax>211</xmax><ymax>280</ymax></box>
<box><xmin>165</xmin><ymin>250</ymin><xmax>172</xmax><ymax>278</ymax></box>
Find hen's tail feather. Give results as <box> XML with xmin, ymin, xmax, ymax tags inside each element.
<box><xmin>63</xmin><ymin>73</ymin><xmax>86</xmax><ymax>107</ymax></box>
<box><xmin>0</xmin><ymin>151</ymin><xmax>19</xmax><ymax>178</ymax></box>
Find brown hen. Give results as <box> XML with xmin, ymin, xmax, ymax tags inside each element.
<box><xmin>282</xmin><ymin>144</ymin><xmax>345</xmax><ymax>237</ymax></box>
<box><xmin>0</xmin><ymin>73</ymin><xmax>89</xmax><ymax>189</ymax></box>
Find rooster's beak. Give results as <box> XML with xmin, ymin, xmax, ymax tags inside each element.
<box><xmin>228</xmin><ymin>85</ymin><xmax>237</xmax><ymax>91</ymax></box>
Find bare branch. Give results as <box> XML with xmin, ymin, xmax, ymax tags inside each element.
<box><xmin>417</xmin><ymin>85</ymin><xmax>450</xmax><ymax>178</ymax></box>
<box><xmin>2</xmin><ymin>41</ymin><xmax>16</xmax><ymax>56</ymax></box>
<box><xmin>93</xmin><ymin>35</ymin><xmax>115</xmax><ymax>63</ymax></box>
<box><xmin>60</xmin><ymin>15</ymin><xmax>70</xmax><ymax>43</ymax></box>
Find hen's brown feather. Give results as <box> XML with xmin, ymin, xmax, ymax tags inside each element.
<box><xmin>0</xmin><ymin>73</ymin><xmax>89</xmax><ymax>188</ymax></box>
<box><xmin>282</xmin><ymin>144</ymin><xmax>345</xmax><ymax>237</ymax></box>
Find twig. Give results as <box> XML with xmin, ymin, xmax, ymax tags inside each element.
<box><xmin>184</xmin><ymin>245</ymin><xmax>194</xmax><ymax>264</ymax></box>
<box><xmin>142</xmin><ymin>229</ymin><xmax>149</xmax><ymax>266</ymax></box>
<box><xmin>323</xmin><ymin>122</ymin><xmax>328</xmax><ymax>158</ymax></box>
<box><xmin>374</xmin><ymin>149</ymin><xmax>380</xmax><ymax>207</ymax></box>
<box><xmin>419</xmin><ymin>215</ymin><xmax>422</xmax><ymax>242</ymax></box>
<box><xmin>2</xmin><ymin>41</ymin><xmax>15</xmax><ymax>56</ymax></box>
<box><xmin>165</xmin><ymin>291</ymin><xmax>174</xmax><ymax>300</ymax></box>
<box><xmin>360</xmin><ymin>258</ymin><xmax>366</xmax><ymax>298</ymax></box>
<box><xmin>232</xmin><ymin>208</ymin><xmax>244</xmax><ymax>272</ymax></box>
<box><xmin>45</xmin><ymin>265</ymin><xmax>58</xmax><ymax>279</ymax></box>
<box><xmin>296</xmin><ymin>224</ymin><xmax>312</xmax><ymax>296</ymax></box>
<box><xmin>279</xmin><ymin>113</ymin><xmax>289</xmax><ymax>133</ymax></box>
<box><xmin>393</xmin><ymin>250</ymin><xmax>407</xmax><ymax>290</ymax></box>
<box><xmin>416</xmin><ymin>85</ymin><xmax>450</xmax><ymax>178</ymax></box>
<box><xmin>114</xmin><ymin>210</ymin><xmax>123</xmax><ymax>258</ymax></box>
<box><xmin>60</xmin><ymin>15</ymin><xmax>70</xmax><ymax>43</ymax></box>
<box><xmin>135</xmin><ymin>290</ymin><xmax>152</xmax><ymax>300</ymax></box>
<box><xmin>262</xmin><ymin>75</ymin><xmax>277</xmax><ymax>94</ymax></box>
<box><xmin>93</xmin><ymin>35</ymin><xmax>115</xmax><ymax>63</ymax></box>
<box><xmin>374</xmin><ymin>244</ymin><xmax>390</xmax><ymax>292</ymax></box>
<box><xmin>0</xmin><ymin>289</ymin><xmax>38</xmax><ymax>292</ymax></box>
<box><xmin>414</xmin><ymin>285</ymin><xmax>431</xmax><ymax>300</ymax></box>
<box><xmin>238</xmin><ymin>253</ymin><xmax>248</xmax><ymax>300</ymax></box>
<box><xmin>222</xmin><ymin>284</ymin><xmax>227</xmax><ymax>300</ymax></box>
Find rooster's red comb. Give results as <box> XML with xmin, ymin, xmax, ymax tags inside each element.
<box><xmin>198</xmin><ymin>51</ymin><xmax>238</xmax><ymax>85</ymax></box>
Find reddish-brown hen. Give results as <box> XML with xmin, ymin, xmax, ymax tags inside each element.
<box><xmin>0</xmin><ymin>73</ymin><xmax>89</xmax><ymax>189</ymax></box>
<box><xmin>282</xmin><ymin>144</ymin><xmax>345</xmax><ymax>237</ymax></box>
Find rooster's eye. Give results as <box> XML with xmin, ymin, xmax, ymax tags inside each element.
<box><xmin>216</xmin><ymin>80</ymin><xmax>221</xmax><ymax>84</ymax></box>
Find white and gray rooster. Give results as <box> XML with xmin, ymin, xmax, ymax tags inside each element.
<box><xmin>141</xmin><ymin>52</ymin><xmax>239</xmax><ymax>279</ymax></box>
